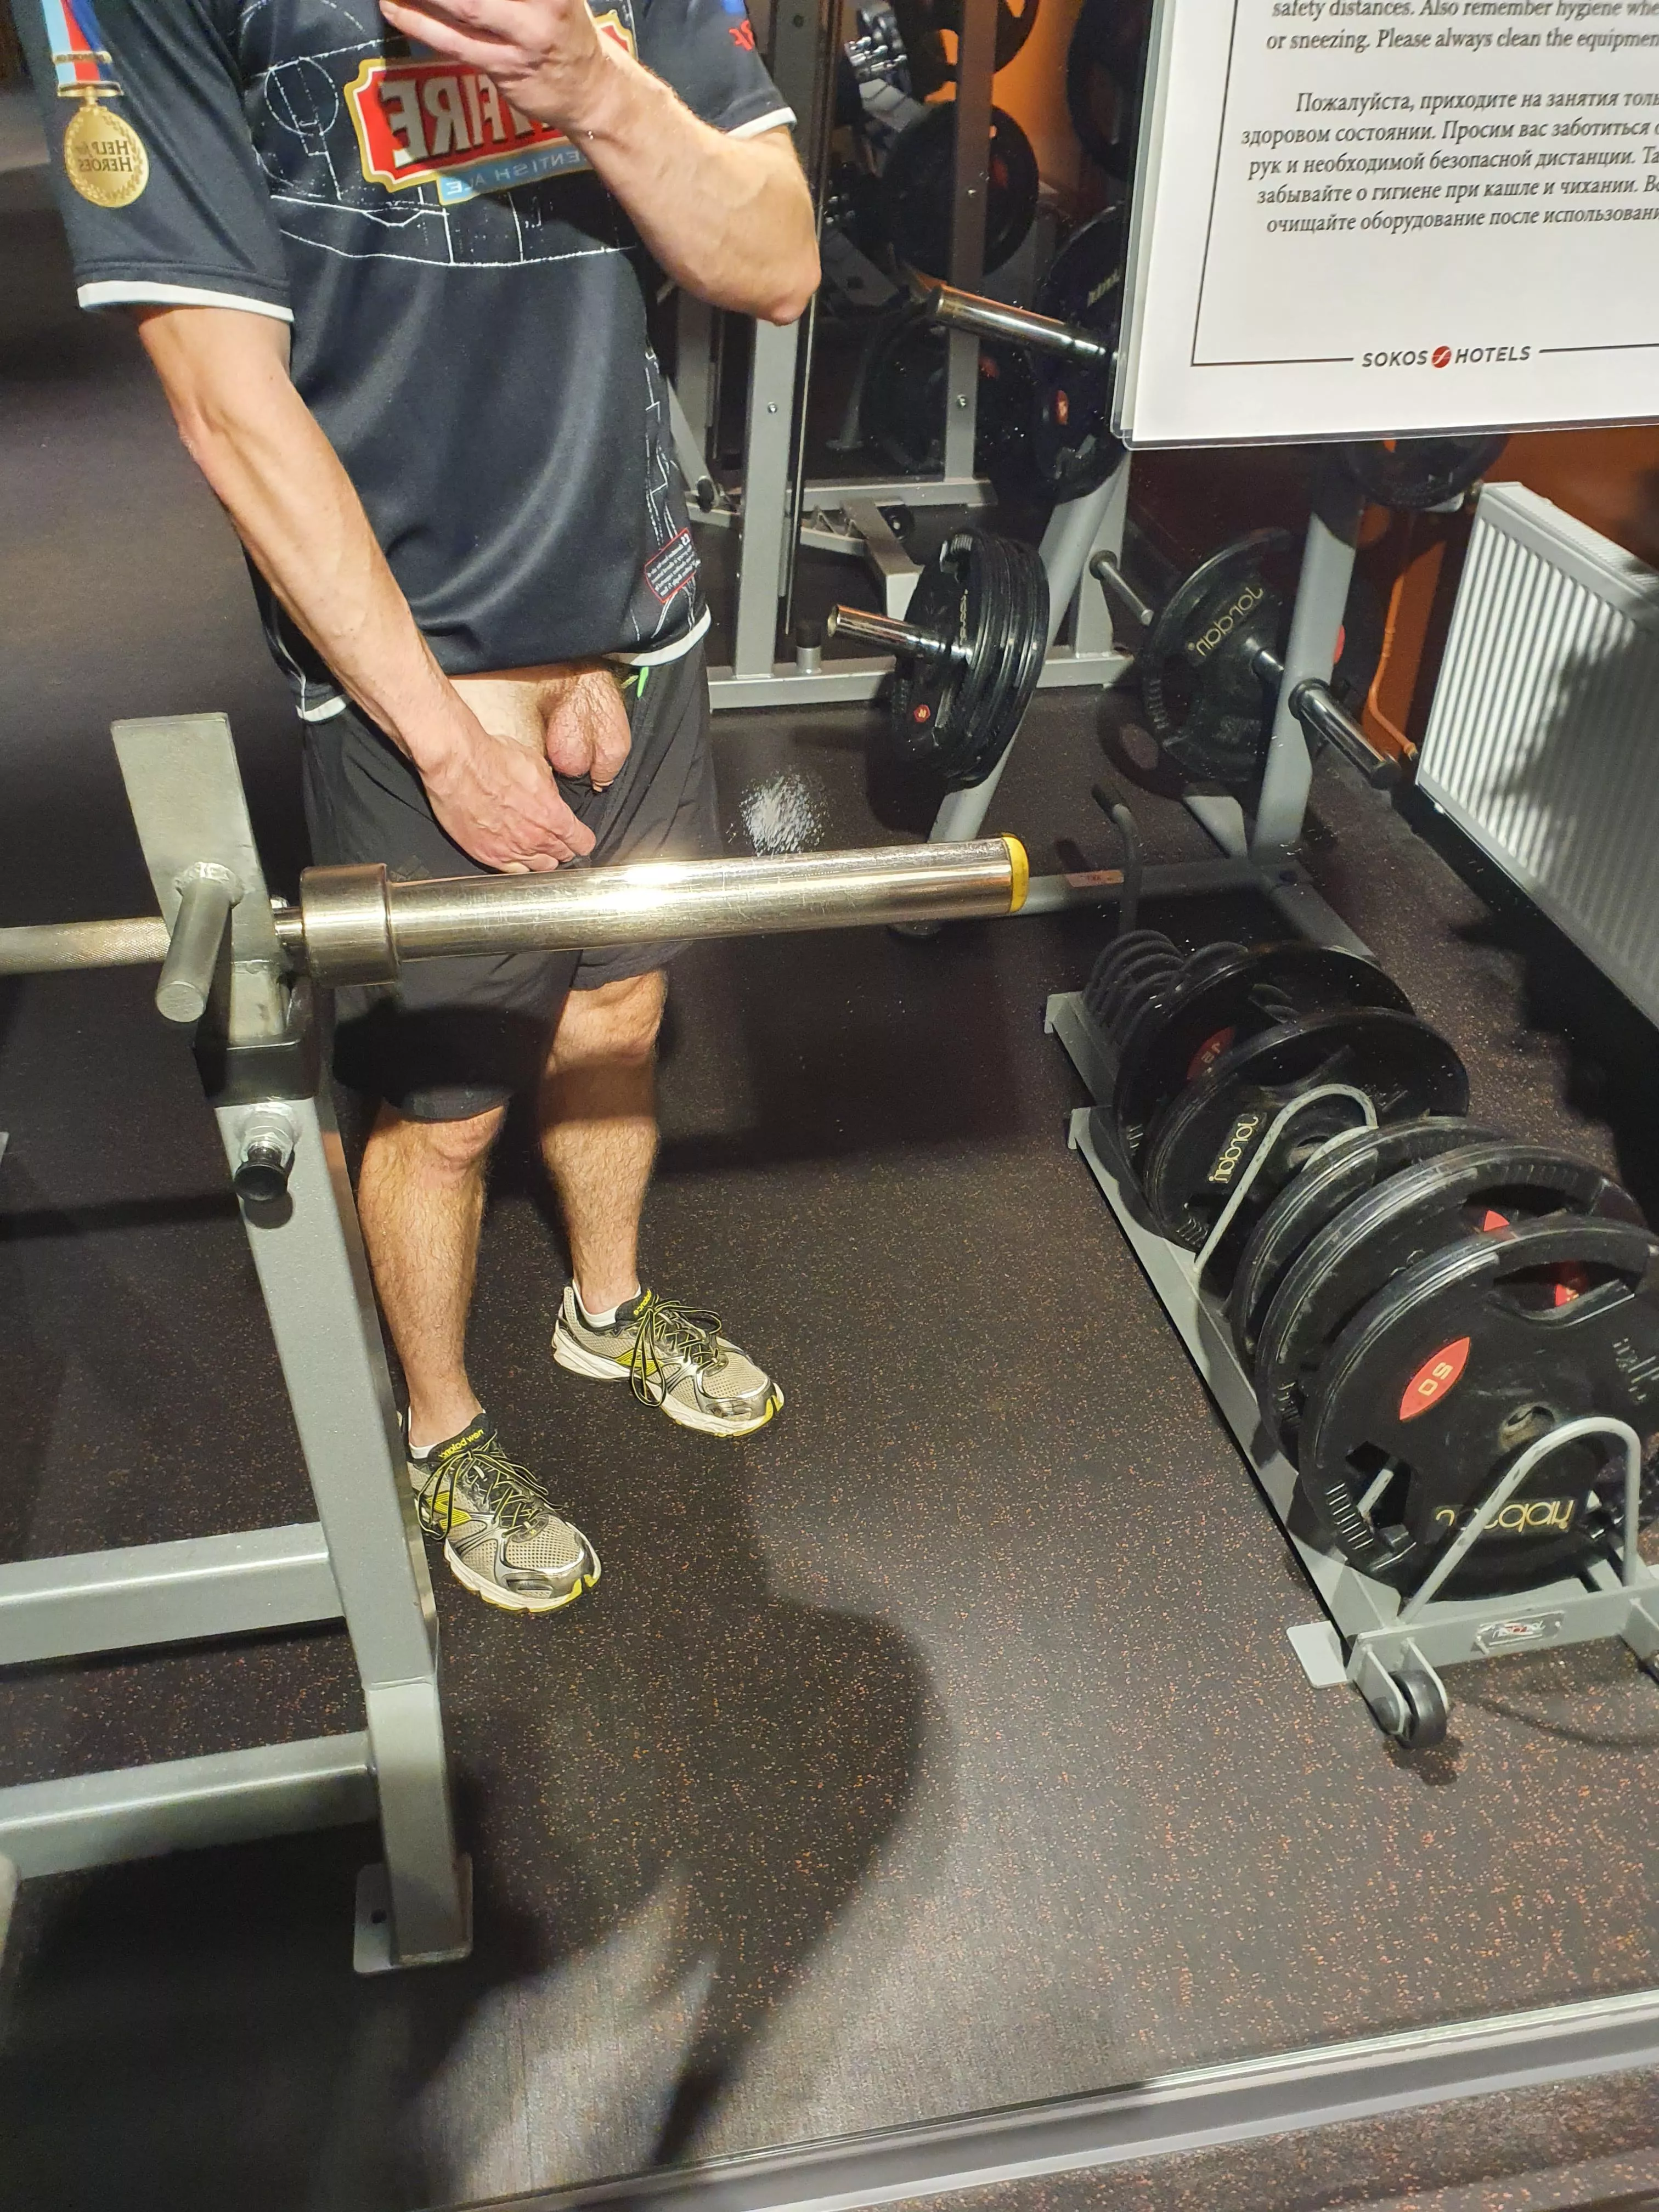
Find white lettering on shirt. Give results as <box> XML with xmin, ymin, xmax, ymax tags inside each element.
<box><xmin>379</xmin><ymin>75</ymin><xmax>428</xmax><ymax>166</ymax></box>
<box><xmin>422</xmin><ymin>76</ymin><xmax>471</xmax><ymax>155</ymax></box>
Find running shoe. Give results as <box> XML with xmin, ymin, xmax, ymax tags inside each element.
<box><xmin>406</xmin><ymin>1411</ymin><xmax>600</xmax><ymax>1613</ymax></box>
<box><xmin>551</xmin><ymin>1286</ymin><xmax>783</xmax><ymax>1437</ymax></box>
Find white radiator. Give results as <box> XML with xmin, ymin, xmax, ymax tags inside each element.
<box><xmin>1418</xmin><ymin>482</ymin><xmax>1659</xmax><ymax>1028</ymax></box>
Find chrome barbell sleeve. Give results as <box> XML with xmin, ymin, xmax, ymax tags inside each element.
<box><xmin>299</xmin><ymin>839</ymin><xmax>1030</xmax><ymax>986</ymax></box>
<box><xmin>924</xmin><ymin>284</ymin><xmax>1112</xmax><ymax>365</ymax></box>
<box><xmin>825</xmin><ymin>605</ymin><xmax>972</xmax><ymax>665</ymax></box>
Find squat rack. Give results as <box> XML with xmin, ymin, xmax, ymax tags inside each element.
<box><xmin>0</xmin><ymin>716</ymin><xmax>1026</xmax><ymax>1968</ymax></box>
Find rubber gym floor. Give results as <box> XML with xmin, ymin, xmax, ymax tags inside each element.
<box><xmin>5</xmin><ymin>157</ymin><xmax>1659</xmax><ymax>2212</ymax></box>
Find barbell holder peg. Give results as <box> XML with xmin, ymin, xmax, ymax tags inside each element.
<box><xmin>1252</xmin><ymin>646</ymin><xmax>1400</xmax><ymax>791</ymax></box>
<box><xmin>923</xmin><ymin>282</ymin><xmax>1113</xmax><ymax>366</ymax></box>
<box><xmin>1088</xmin><ymin>551</ymin><xmax>1156</xmax><ymax>629</ymax></box>
<box><xmin>825</xmin><ymin>603</ymin><xmax>973</xmax><ymax>667</ymax></box>
<box><xmin>155</xmin><ymin>864</ymin><xmax>241</xmax><ymax>1026</ymax></box>
<box><xmin>1288</xmin><ymin>679</ymin><xmax>1401</xmax><ymax>792</ymax></box>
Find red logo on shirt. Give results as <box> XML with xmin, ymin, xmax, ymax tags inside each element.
<box><xmin>345</xmin><ymin>22</ymin><xmax>635</xmax><ymax>193</ymax></box>
<box><xmin>729</xmin><ymin>17</ymin><xmax>757</xmax><ymax>47</ymax></box>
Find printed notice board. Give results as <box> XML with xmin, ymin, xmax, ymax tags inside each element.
<box><xmin>1114</xmin><ymin>0</ymin><xmax>1659</xmax><ymax>443</ymax></box>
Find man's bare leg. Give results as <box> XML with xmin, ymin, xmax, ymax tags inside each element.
<box><xmin>539</xmin><ymin>970</ymin><xmax>667</xmax><ymax>1313</ymax></box>
<box><xmin>357</xmin><ymin>1101</ymin><xmax>504</xmax><ymax>1449</ymax></box>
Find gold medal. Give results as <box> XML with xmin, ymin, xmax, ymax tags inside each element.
<box><xmin>62</xmin><ymin>97</ymin><xmax>148</xmax><ymax>208</ymax></box>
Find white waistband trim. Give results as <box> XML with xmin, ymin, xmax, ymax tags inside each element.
<box><xmin>609</xmin><ymin>607</ymin><xmax>711</xmax><ymax>667</ymax></box>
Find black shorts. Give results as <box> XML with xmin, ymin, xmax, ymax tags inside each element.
<box><xmin>301</xmin><ymin>642</ymin><xmax>717</xmax><ymax>1122</ymax></box>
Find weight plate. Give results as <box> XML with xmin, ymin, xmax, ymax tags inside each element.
<box><xmin>860</xmin><ymin>312</ymin><xmax>1031</xmax><ymax>476</ymax></box>
<box><xmin>889</xmin><ymin>531</ymin><xmax>995</xmax><ymax>768</ymax></box>
<box><xmin>1335</xmin><ymin>434</ymin><xmax>1509</xmax><ymax>512</ymax></box>
<box><xmin>1112</xmin><ymin>944</ymin><xmax>1413</xmax><ymax>1163</ymax></box>
<box><xmin>1028</xmin><ymin>210</ymin><xmax>1127</xmax><ymax>503</ymax></box>
<box><xmin>938</xmin><ymin>531</ymin><xmax>1048</xmax><ymax>787</ymax></box>
<box><xmin>1138</xmin><ymin>531</ymin><xmax>1298</xmax><ymax>785</ymax></box>
<box><xmin>1228</xmin><ymin>1117</ymin><xmax>1502</xmax><ymax>1369</ymax></box>
<box><xmin>882</xmin><ymin>104</ymin><xmax>1039</xmax><ymax>278</ymax></box>
<box><xmin>885</xmin><ymin>529</ymin><xmax>1047</xmax><ymax>785</ymax></box>
<box><xmin>1255</xmin><ymin>1141</ymin><xmax>1645</xmax><ymax>1465</ymax></box>
<box><xmin>1139</xmin><ymin>1008</ymin><xmax>1470</xmax><ymax>1259</ymax></box>
<box><xmin>1082</xmin><ymin>928</ymin><xmax>1180</xmax><ymax>1027</ymax></box>
<box><xmin>1066</xmin><ymin>0</ymin><xmax>1151</xmax><ymax>176</ymax></box>
<box><xmin>1299</xmin><ymin>1215</ymin><xmax>1659</xmax><ymax>1596</ymax></box>
<box><xmin>983</xmin><ymin>534</ymin><xmax>1049</xmax><ymax>771</ymax></box>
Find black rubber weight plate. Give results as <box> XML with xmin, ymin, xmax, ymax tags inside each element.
<box><xmin>1228</xmin><ymin>1118</ymin><xmax>1500</xmax><ymax>1369</ymax></box>
<box><xmin>882</xmin><ymin>105</ymin><xmax>1039</xmax><ymax>278</ymax></box>
<box><xmin>1255</xmin><ymin>1141</ymin><xmax>1645</xmax><ymax>1465</ymax></box>
<box><xmin>889</xmin><ymin>534</ymin><xmax>988</xmax><ymax>769</ymax></box>
<box><xmin>1113</xmin><ymin>944</ymin><xmax>1413</xmax><ymax>1164</ymax></box>
<box><xmin>1141</xmin><ymin>1008</ymin><xmax>1470</xmax><ymax>1254</ymax></box>
<box><xmin>1299</xmin><ymin>1215</ymin><xmax>1659</xmax><ymax>1596</ymax></box>
<box><xmin>1028</xmin><ymin>208</ymin><xmax>1127</xmax><ymax>503</ymax></box>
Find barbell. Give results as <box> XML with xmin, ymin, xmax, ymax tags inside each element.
<box><xmin>0</xmin><ymin>837</ymin><xmax>1030</xmax><ymax>1018</ymax></box>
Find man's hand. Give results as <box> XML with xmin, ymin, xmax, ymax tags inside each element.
<box><xmin>376</xmin><ymin>0</ymin><xmax>818</xmax><ymax>323</ymax></box>
<box><xmin>379</xmin><ymin>0</ymin><xmax>612</xmax><ymax>132</ymax></box>
<box><xmin>419</xmin><ymin>715</ymin><xmax>597</xmax><ymax>872</ymax></box>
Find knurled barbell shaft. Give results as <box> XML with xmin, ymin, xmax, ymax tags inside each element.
<box><xmin>825</xmin><ymin>604</ymin><xmax>973</xmax><ymax>665</ymax></box>
<box><xmin>0</xmin><ymin>839</ymin><xmax>1031</xmax><ymax>985</ymax></box>
<box><xmin>924</xmin><ymin>283</ymin><xmax>1112</xmax><ymax>365</ymax></box>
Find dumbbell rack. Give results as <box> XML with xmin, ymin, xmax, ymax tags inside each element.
<box><xmin>1045</xmin><ymin>988</ymin><xmax>1659</xmax><ymax>1744</ymax></box>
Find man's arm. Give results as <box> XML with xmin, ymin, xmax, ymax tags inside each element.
<box><xmin>379</xmin><ymin>0</ymin><xmax>819</xmax><ymax>323</ymax></box>
<box><xmin>137</xmin><ymin>305</ymin><xmax>596</xmax><ymax>873</ymax></box>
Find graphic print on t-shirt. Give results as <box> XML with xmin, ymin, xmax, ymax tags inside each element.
<box><xmin>344</xmin><ymin>14</ymin><xmax>636</xmax><ymax>204</ymax></box>
<box><xmin>21</xmin><ymin>0</ymin><xmax>792</xmax><ymax>675</ymax></box>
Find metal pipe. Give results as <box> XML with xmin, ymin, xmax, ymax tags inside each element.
<box><xmin>1256</xmin><ymin>649</ymin><xmax>1400</xmax><ymax>790</ymax></box>
<box><xmin>1287</xmin><ymin>679</ymin><xmax>1401</xmax><ymax>791</ymax></box>
<box><xmin>927</xmin><ymin>285</ymin><xmax>1111</xmax><ymax>365</ymax></box>
<box><xmin>826</xmin><ymin>604</ymin><xmax>969</xmax><ymax>665</ymax></box>
<box><xmin>155</xmin><ymin>866</ymin><xmax>239</xmax><ymax>1026</ymax></box>
<box><xmin>0</xmin><ymin>915</ymin><xmax>172</xmax><ymax>974</ymax></box>
<box><xmin>1089</xmin><ymin>550</ymin><xmax>1156</xmax><ymax>629</ymax></box>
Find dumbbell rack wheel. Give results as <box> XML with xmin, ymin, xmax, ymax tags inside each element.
<box><xmin>1044</xmin><ymin>984</ymin><xmax>1659</xmax><ymax>1750</ymax></box>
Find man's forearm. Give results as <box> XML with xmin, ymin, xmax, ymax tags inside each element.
<box><xmin>577</xmin><ymin>82</ymin><xmax>817</xmax><ymax>324</ymax></box>
<box><xmin>136</xmin><ymin>305</ymin><xmax>595</xmax><ymax>873</ymax></box>
<box><xmin>137</xmin><ymin>307</ymin><xmax>470</xmax><ymax>776</ymax></box>
<box><xmin>379</xmin><ymin>0</ymin><xmax>819</xmax><ymax>323</ymax></box>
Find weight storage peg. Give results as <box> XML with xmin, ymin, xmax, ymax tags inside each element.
<box><xmin>923</xmin><ymin>207</ymin><xmax>1128</xmax><ymax>502</ymax></box>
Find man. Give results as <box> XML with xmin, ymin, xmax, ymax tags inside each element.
<box><xmin>22</xmin><ymin>0</ymin><xmax>819</xmax><ymax>1616</ymax></box>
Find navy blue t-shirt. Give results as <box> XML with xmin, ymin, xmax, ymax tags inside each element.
<box><xmin>21</xmin><ymin>0</ymin><xmax>792</xmax><ymax>713</ymax></box>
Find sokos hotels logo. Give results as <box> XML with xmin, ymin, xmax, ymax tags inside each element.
<box><xmin>1361</xmin><ymin>342</ymin><xmax>1532</xmax><ymax>369</ymax></box>
<box><xmin>345</xmin><ymin>18</ymin><xmax>636</xmax><ymax>201</ymax></box>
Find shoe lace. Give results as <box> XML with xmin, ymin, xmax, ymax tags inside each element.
<box><xmin>629</xmin><ymin>1295</ymin><xmax>727</xmax><ymax>1406</ymax></box>
<box><xmin>419</xmin><ymin>1431</ymin><xmax>551</xmax><ymax>1539</ymax></box>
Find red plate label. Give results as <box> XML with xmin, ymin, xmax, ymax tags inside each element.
<box><xmin>1186</xmin><ymin>1025</ymin><xmax>1237</xmax><ymax>1082</ymax></box>
<box><xmin>1400</xmin><ymin>1336</ymin><xmax>1470</xmax><ymax>1421</ymax></box>
<box><xmin>1480</xmin><ymin>1208</ymin><xmax>1510</xmax><ymax>1232</ymax></box>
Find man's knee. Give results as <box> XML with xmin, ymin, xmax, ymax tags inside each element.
<box><xmin>373</xmin><ymin>1099</ymin><xmax>506</xmax><ymax>1175</ymax></box>
<box><xmin>550</xmin><ymin>969</ymin><xmax>667</xmax><ymax>1072</ymax></box>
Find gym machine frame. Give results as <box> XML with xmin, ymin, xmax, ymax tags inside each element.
<box><xmin>691</xmin><ymin>0</ymin><xmax>1134</xmax><ymax>731</ymax></box>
